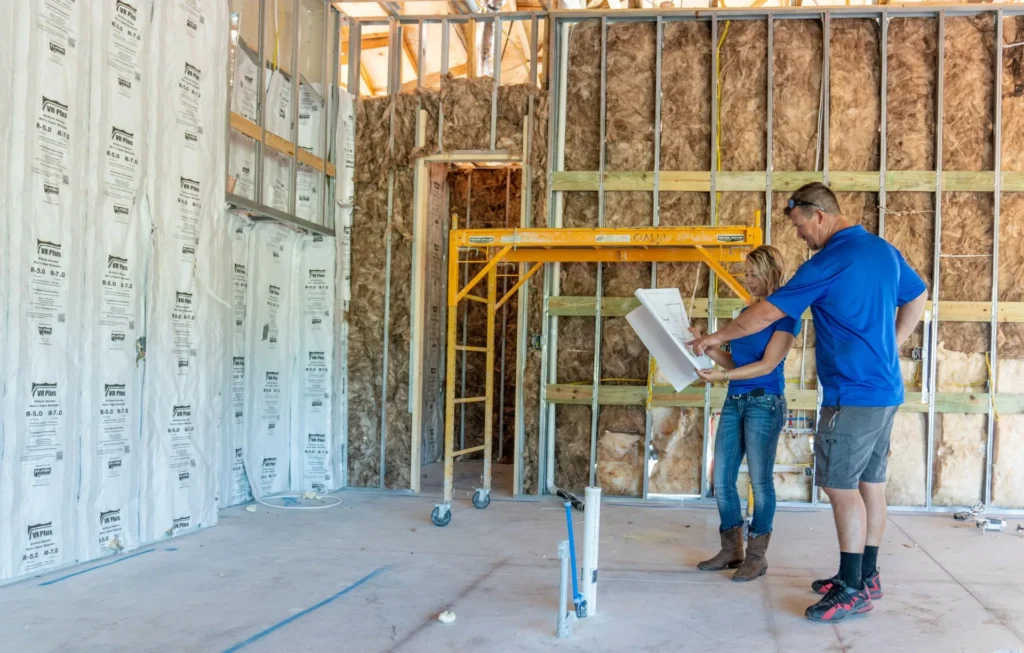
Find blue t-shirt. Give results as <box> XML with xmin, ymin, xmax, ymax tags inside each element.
<box><xmin>727</xmin><ymin>307</ymin><xmax>800</xmax><ymax>396</ymax></box>
<box><xmin>765</xmin><ymin>225</ymin><xmax>927</xmax><ymax>407</ymax></box>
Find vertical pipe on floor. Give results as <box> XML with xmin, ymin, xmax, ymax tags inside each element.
<box><xmin>588</xmin><ymin>16</ymin><xmax>608</xmax><ymax>489</ymax></box>
<box><xmin>581</xmin><ymin>486</ymin><xmax>602</xmax><ymax>615</ymax></box>
<box><xmin>557</xmin><ymin>539</ymin><xmax>571</xmax><ymax>638</ymax></box>
<box><xmin>643</xmin><ymin>15</ymin><xmax>663</xmax><ymax>500</ymax></box>
<box><xmin>926</xmin><ymin>11</ymin><xmax>946</xmax><ymax>509</ymax></box>
<box><xmin>985</xmin><ymin>10</ymin><xmax>1003</xmax><ymax>508</ymax></box>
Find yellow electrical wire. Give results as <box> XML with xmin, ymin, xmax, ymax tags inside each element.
<box><xmin>985</xmin><ymin>352</ymin><xmax>1001</xmax><ymax>421</ymax></box>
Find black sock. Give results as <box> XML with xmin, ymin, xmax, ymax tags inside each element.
<box><xmin>862</xmin><ymin>546</ymin><xmax>879</xmax><ymax>578</ymax></box>
<box><xmin>839</xmin><ymin>552</ymin><xmax>864</xmax><ymax>590</ymax></box>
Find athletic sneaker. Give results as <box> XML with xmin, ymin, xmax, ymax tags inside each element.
<box><xmin>805</xmin><ymin>580</ymin><xmax>874</xmax><ymax>622</ymax></box>
<box><xmin>812</xmin><ymin>569</ymin><xmax>883</xmax><ymax>599</ymax></box>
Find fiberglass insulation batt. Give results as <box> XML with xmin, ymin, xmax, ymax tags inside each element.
<box><xmin>138</xmin><ymin>0</ymin><xmax>229</xmax><ymax>544</ymax></box>
<box><xmin>76</xmin><ymin>0</ymin><xmax>154</xmax><ymax>560</ymax></box>
<box><xmin>0</xmin><ymin>0</ymin><xmax>91</xmax><ymax>581</ymax></box>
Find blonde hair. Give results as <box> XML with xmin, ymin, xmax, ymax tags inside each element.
<box><xmin>745</xmin><ymin>245</ymin><xmax>788</xmax><ymax>295</ymax></box>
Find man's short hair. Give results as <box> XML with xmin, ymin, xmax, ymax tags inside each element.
<box><xmin>785</xmin><ymin>182</ymin><xmax>841</xmax><ymax>217</ymax></box>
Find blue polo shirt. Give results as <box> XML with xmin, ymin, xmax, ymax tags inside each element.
<box><xmin>765</xmin><ymin>225</ymin><xmax>927</xmax><ymax>407</ymax></box>
<box><xmin>727</xmin><ymin>307</ymin><xmax>801</xmax><ymax>396</ymax></box>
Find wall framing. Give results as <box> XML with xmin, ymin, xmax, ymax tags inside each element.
<box><xmin>541</xmin><ymin>4</ymin><xmax>1024</xmax><ymax>514</ymax></box>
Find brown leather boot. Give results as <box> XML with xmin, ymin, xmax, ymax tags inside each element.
<box><xmin>697</xmin><ymin>526</ymin><xmax>745</xmax><ymax>571</ymax></box>
<box><xmin>732</xmin><ymin>532</ymin><xmax>771</xmax><ymax>582</ymax></box>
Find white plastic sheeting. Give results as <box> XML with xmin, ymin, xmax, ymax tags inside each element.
<box><xmin>138</xmin><ymin>0</ymin><xmax>229</xmax><ymax>544</ymax></box>
<box><xmin>243</xmin><ymin>222</ymin><xmax>300</xmax><ymax>499</ymax></box>
<box><xmin>222</xmin><ymin>214</ymin><xmax>255</xmax><ymax>508</ymax></box>
<box><xmin>0</xmin><ymin>0</ymin><xmax>91</xmax><ymax>581</ymax></box>
<box><xmin>290</xmin><ymin>235</ymin><xmax>337</xmax><ymax>493</ymax></box>
<box><xmin>76</xmin><ymin>0</ymin><xmax>153</xmax><ymax>561</ymax></box>
<box><xmin>331</xmin><ymin>89</ymin><xmax>355</xmax><ymax>489</ymax></box>
<box><xmin>0</xmin><ymin>0</ymin><xmax>14</xmax><ymax>535</ymax></box>
<box><xmin>228</xmin><ymin>42</ymin><xmax>258</xmax><ymax>201</ymax></box>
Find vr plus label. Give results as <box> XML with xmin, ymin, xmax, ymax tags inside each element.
<box><xmin>34</xmin><ymin>97</ymin><xmax>71</xmax><ymax>200</ymax></box>
<box><xmin>27</xmin><ymin>239</ymin><xmax>69</xmax><ymax>343</ymax></box>
<box><xmin>23</xmin><ymin>382</ymin><xmax>64</xmax><ymax>467</ymax></box>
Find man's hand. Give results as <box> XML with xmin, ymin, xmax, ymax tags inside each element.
<box><xmin>690</xmin><ymin>332</ymin><xmax>722</xmax><ymax>356</ymax></box>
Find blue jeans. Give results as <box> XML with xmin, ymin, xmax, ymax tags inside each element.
<box><xmin>712</xmin><ymin>393</ymin><xmax>786</xmax><ymax>537</ymax></box>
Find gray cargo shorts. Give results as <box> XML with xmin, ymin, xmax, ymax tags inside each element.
<box><xmin>814</xmin><ymin>405</ymin><xmax>899</xmax><ymax>490</ymax></box>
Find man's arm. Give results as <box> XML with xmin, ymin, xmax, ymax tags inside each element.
<box><xmin>690</xmin><ymin>300</ymin><xmax>786</xmax><ymax>355</ymax></box>
<box><xmin>896</xmin><ymin>290</ymin><xmax>927</xmax><ymax>346</ymax></box>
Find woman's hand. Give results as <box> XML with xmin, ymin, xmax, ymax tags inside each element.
<box><xmin>696</xmin><ymin>367</ymin><xmax>728</xmax><ymax>383</ymax></box>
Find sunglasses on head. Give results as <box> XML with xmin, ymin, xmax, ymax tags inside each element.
<box><xmin>784</xmin><ymin>198</ymin><xmax>825</xmax><ymax>216</ymax></box>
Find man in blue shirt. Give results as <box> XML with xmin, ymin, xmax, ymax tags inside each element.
<box><xmin>691</xmin><ymin>183</ymin><xmax>927</xmax><ymax>622</ymax></box>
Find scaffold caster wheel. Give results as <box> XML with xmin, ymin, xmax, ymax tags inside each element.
<box><xmin>431</xmin><ymin>504</ymin><xmax>452</xmax><ymax>527</ymax></box>
<box><xmin>472</xmin><ymin>489</ymin><xmax>491</xmax><ymax>510</ymax></box>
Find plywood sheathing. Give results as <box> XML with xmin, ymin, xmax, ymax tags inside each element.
<box><xmin>829</xmin><ymin>19</ymin><xmax>880</xmax><ymax>235</ymax></box>
<box><xmin>349</xmin><ymin>97</ymin><xmax>391</xmax><ymax>487</ymax></box>
<box><xmin>933</xmin><ymin>344</ymin><xmax>987</xmax><ymax>506</ymax></box>
<box><xmin>716</xmin><ymin>20</ymin><xmax>765</xmax><ymax>300</ymax></box>
<box><xmin>885</xmin><ymin>18</ymin><xmax>937</xmax><ymax>355</ymax></box>
<box><xmin>771</xmin><ymin>20</ymin><xmax>822</xmax><ymax>349</ymax></box>
<box><xmin>938</xmin><ymin>14</ymin><xmax>995</xmax><ymax>355</ymax></box>
<box><xmin>993</xmin><ymin>359</ymin><xmax>1024</xmax><ymax>507</ymax></box>
<box><xmin>998</xmin><ymin>17</ymin><xmax>1024</xmax><ymax>357</ymax></box>
<box><xmin>556</xmin><ymin>19</ymin><xmax>602</xmax><ymax>492</ymax></box>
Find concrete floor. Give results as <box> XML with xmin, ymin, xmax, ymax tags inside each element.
<box><xmin>2</xmin><ymin>489</ymin><xmax>1023</xmax><ymax>653</ymax></box>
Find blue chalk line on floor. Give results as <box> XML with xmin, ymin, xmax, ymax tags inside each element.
<box><xmin>38</xmin><ymin>548</ymin><xmax>158</xmax><ymax>587</ymax></box>
<box><xmin>220</xmin><ymin>566</ymin><xmax>391</xmax><ymax>653</ymax></box>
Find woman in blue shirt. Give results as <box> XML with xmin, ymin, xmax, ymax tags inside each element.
<box><xmin>690</xmin><ymin>245</ymin><xmax>800</xmax><ymax>582</ymax></box>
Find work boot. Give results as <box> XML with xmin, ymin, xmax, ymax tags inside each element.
<box><xmin>697</xmin><ymin>526</ymin><xmax>745</xmax><ymax>571</ymax></box>
<box><xmin>732</xmin><ymin>532</ymin><xmax>770</xmax><ymax>582</ymax></box>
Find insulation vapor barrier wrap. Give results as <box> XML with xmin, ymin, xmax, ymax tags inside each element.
<box><xmin>228</xmin><ymin>42</ymin><xmax>258</xmax><ymax>201</ymax></box>
<box><xmin>0</xmin><ymin>0</ymin><xmax>13</xmax><ymax>563</ymax></box>
<box><xmin>244</xmin><ymin>223</ymin><xmax>300</xmax><ymax>500</ymax></box>
<box><xmin>222</xmin><ymin>215</ymin><xmax>255</xmax><ymax>508</ymax></box>
<box><xmin>77</xmin><ymin>0</ymin><xmax>153</xmax><ymax>561</ymax></box>
<box><xmin>290</xmin><ymin>235</ymin><xmax>337</xmax><ymax>493</ymax></box>
<box><xmin>0</xmin><ymin>0</ymin><xmax>91</xmax><ymax>582</ymax></box>
<box><xmin>139</xmin><ymin>0</ymin><xmax>229</xmax><ymax>544</ymax></box>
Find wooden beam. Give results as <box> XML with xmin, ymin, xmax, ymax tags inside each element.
<box><xmin>550</xmin><ymin>170</ymin><xmax>1016</xmax><ymax>193</ymax></box>
<box><xmin>230</xmin><ymin>112</ymin><xmax>337</xmax><ymax>177</ymax></box>
<box><xmin>402</xmin><ymin>29</ymin><xmax>418</xmax><ymax>86</ymax></box>
<box><xmin>544</xmin><ymin>384</ymin><xmax>1024</xmax><ymax>415</ymax></box>
<box><xmin>546</xmin><ymin>296</ymin><xmax>1024</xmax><ymax>323</ymax></box>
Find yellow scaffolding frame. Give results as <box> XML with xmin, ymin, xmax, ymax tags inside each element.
<box><xmin>430</xmin><ymin>225</ymin><xmax>762</xmax><ymax>527</ymax></box>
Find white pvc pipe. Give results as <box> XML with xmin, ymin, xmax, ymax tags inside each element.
<box><xmin>582</xmin><ymin>486</ymin><xmax>602</xmax><ymax>615</ymax></box>
<box><xmin>557</xmin><ymin>539</ymin><xmax>571</xmax><ymax>638</ymax></box>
